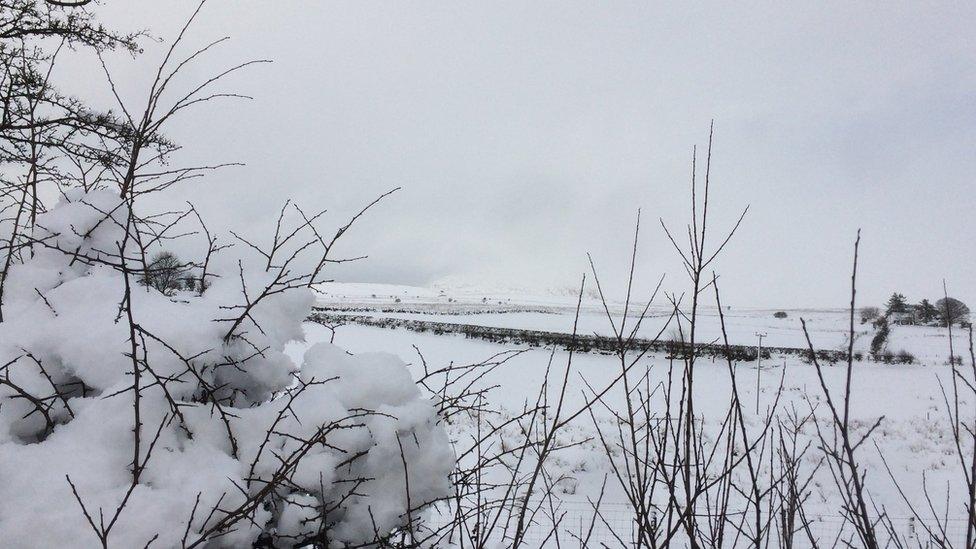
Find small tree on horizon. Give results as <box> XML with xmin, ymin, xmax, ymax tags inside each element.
<box><xmin>860</xmin><ymin>306</ymin><xmax>881</xmax><ymax>324</ymax></box>
<box><xmin>936</xmin><ymin>297</ymin><xmax>970</xmax><ymax>327</ymax></box>
<box><xmin>885</xmin><ymin>292</ymin><xmax>909</xmax><ymax>315</ymax></box>
<box><xmin>915</xmin><ymin>299</ymin><xmax>939</xmax><ymax>324</ymax></box>
<box><xmin>143</xmin><ymin>251</ymin><xmax>186</xmax><ymax>295</ymax></box>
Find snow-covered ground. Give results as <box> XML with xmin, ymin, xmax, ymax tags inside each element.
<box><xmin>315</xmin><ymin>282</ymin><xmax>958</xmax><ymax>364</ymax></box>
<box><xmin>298</xmin><ymin>282</ymin><xmax>973</xmax><ymax>546</ymax></box>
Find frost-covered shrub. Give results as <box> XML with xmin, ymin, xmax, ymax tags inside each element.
<box><xmin>0</xmin><ymin>191</ymin><xmax>452</xmax><ymax>547</ymax></box>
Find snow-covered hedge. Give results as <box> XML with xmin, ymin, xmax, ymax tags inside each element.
<box><xmin>0</xmin><ymin>190</ymin><xmax>453</xmax><ymax>547</ymax></box>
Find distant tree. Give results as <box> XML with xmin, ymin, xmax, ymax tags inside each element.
<box><xmin>936</xmin><ymin>297</ymin><xmax>970</xmax><ymax>327</ymax></box>
<box><xmin>859</xmin><ymin>306</ymin><xmax>881</xmax><ymax>324</ymax></box>
<box><xmin>914</xmin><ymin>299</ymin><xmax>939</xmax><ymax>325</ymax></box>
<box><xmin>143</xmin><ymin>251</ymin><xmax>185</xmax><ymax>295</ymax></box>
<box><xmin>773</xmin><ymin>311</ymin><xmax>788</xmax><ymax>319</ymax></box>
<box><xmin>885</xmin><ymin>293</ymin><xmax>909</xmax><ymax>315</ymax></box>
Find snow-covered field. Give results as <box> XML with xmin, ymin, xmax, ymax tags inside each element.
<box><xmin>315</xmin><ymin>282</ymin><xmax>957</xmax><ymax>363</ymax></box>
<box><xmin>298</xmin><ymin>283</ymin><xmax>974</xmax><ymax>546</ymax></box>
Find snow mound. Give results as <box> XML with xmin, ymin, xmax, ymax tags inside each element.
<box><xmin>0</xmin><ymin>191</ymin><xmax>452</xmax><ymax>547</ymax></box>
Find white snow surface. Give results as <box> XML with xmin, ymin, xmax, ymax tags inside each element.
<box><xmin>1</xmin><ymin>206</ymin><xmax>968</xmax><ymax>549</ymax></box>
<box><xmin>305</xmin><ymin>282</ymin><xmax>974</xmax><ymax>546</ymax></box>
<box><xmin>0</xmin><ymin>192</ymin><xmax>453</xmax><ymax>548</ymax></box>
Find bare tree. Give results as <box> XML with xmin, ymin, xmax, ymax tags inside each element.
<box><xmin>142</xmin><ymin>250</ymin><xmax>186</xmax><ymax>294</ymax></box>
<box><xmin>937</xmin><ymin>296</ymin><xmax>971</xmax><ymax>328</ymax></box>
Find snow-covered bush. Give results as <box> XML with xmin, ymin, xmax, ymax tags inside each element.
<box><xmin>0</xmin><ymin>191</ymin><xmax>453</xmax><ymax>547</ymax></box>
<box><xmin>0</xmin><ymin>3</ymin><xmax>453</xmax><ymax>545</ymax></box>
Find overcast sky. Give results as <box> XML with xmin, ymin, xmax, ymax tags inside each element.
<box><xmin>72</xmin><ymin>1</ymin><xmax>976</xmax><ymax>308</ymax></box>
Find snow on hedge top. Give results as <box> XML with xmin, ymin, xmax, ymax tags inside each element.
<box><xmin>0</xmin><ymin>191</ymin><xmax>453</xmax><ymax>547</ymax></box>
